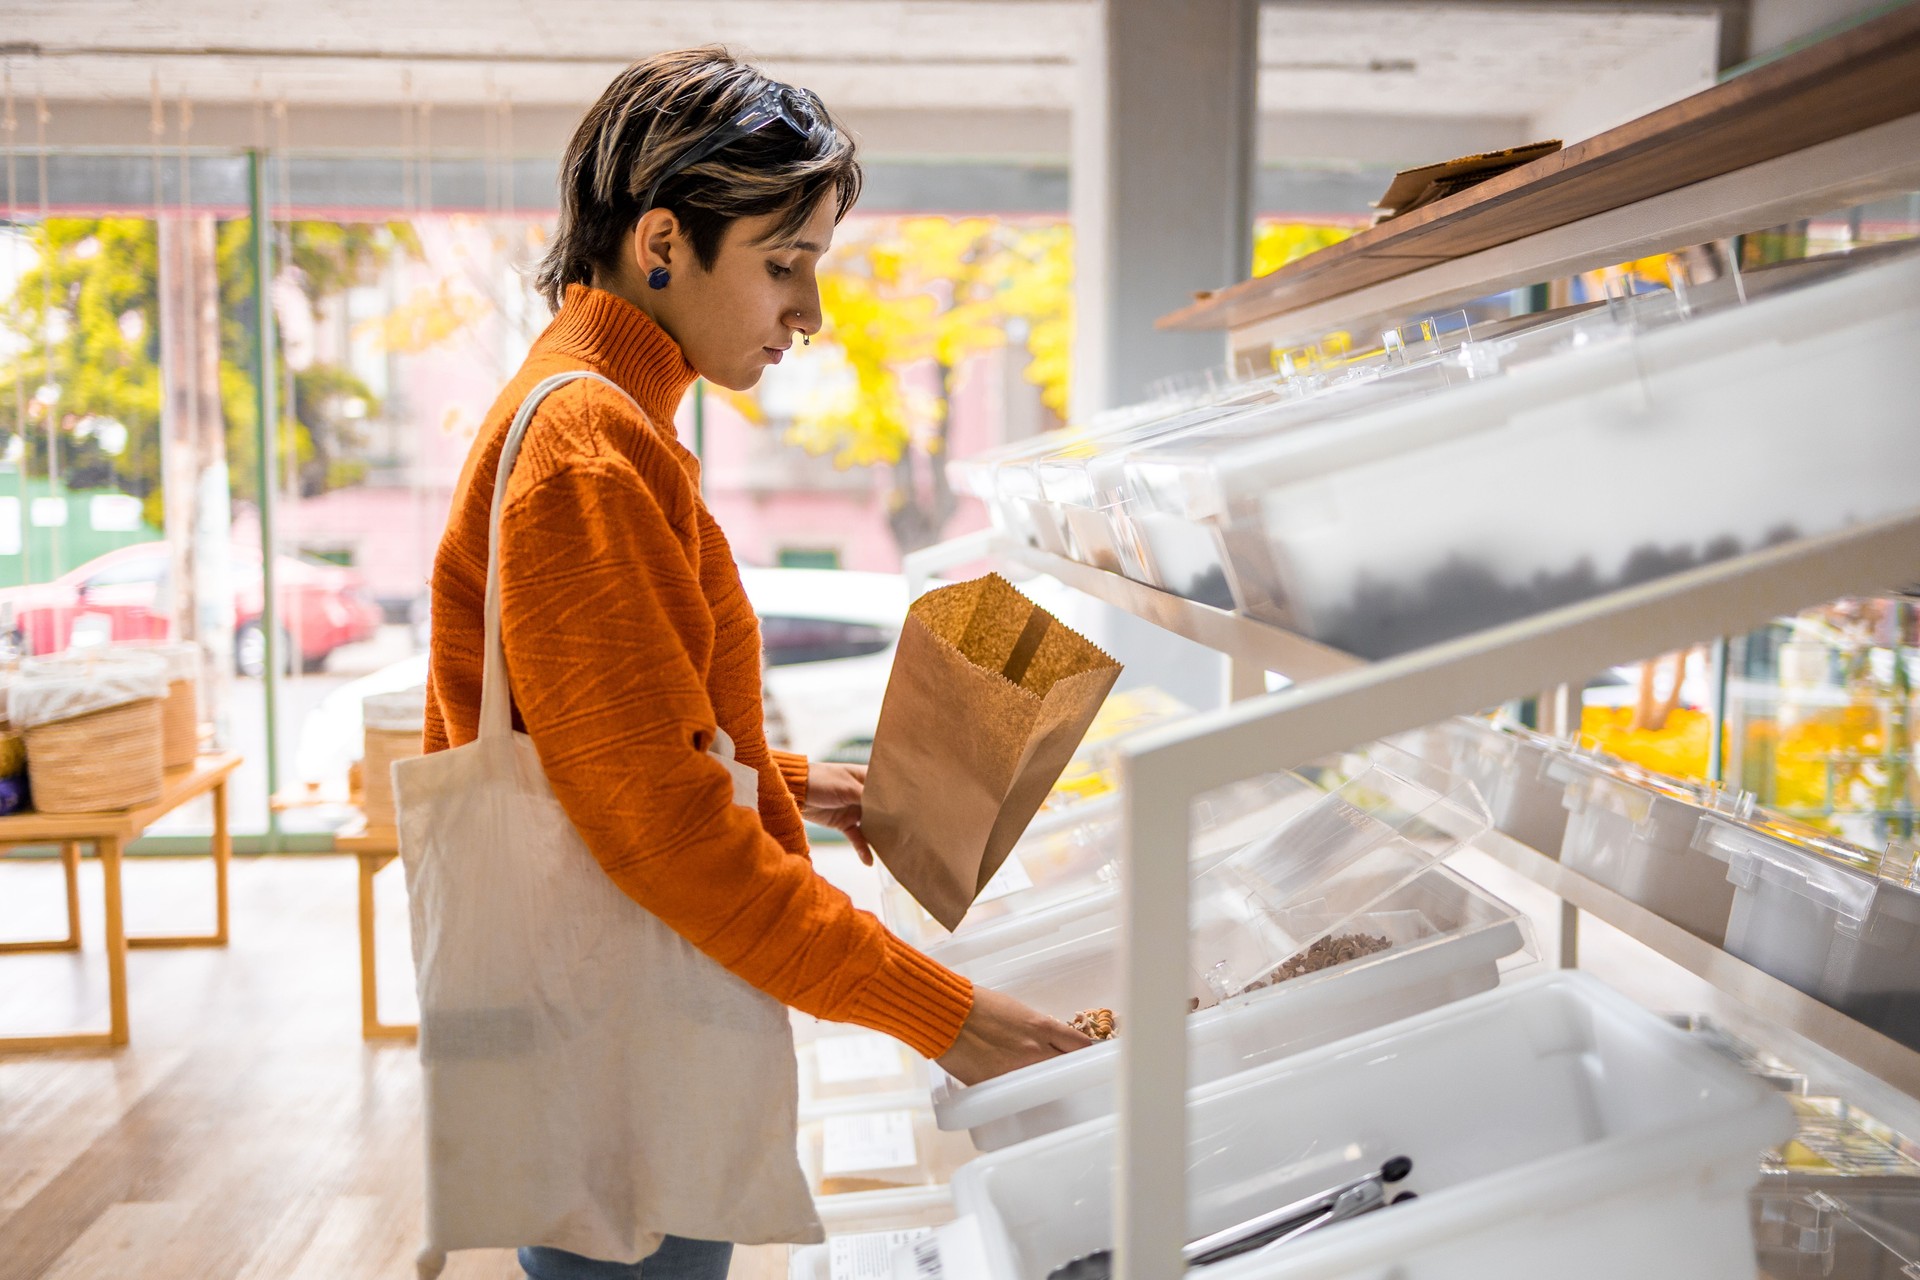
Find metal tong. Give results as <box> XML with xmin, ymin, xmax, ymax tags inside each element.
<box><xmin>1046</xmin><ymin>1157</ymin><xmax>1414</xmax><ymax>1280</ymax></box>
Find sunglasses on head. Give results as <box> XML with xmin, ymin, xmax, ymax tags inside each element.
<box><xmin>638</xmin><ymin>84</ymin><xmax>832</xmax><ymax>214</ymax></box>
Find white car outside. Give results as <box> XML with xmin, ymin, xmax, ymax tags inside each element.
<box><xmin>294</xmin><ymin>567</ymin><xmax>908</xmax><ymax>790</ymax></box>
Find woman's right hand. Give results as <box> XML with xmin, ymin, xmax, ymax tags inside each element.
<box><xmin>935</xmin><ymin>985</ymin><xmax>1093</xmax><ymax>1086</ymax></box>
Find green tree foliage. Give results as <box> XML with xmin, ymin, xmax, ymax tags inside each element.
<box><xmin>2</xmin><ymin>216</ymin><xmax>406</xmax><ymax>531</ymax></box>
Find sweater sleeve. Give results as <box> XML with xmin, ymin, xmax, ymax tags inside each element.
<box><xmin>770</xmin><ymin>749</ymin><xmax>810</xmax><ymax>809</ymax></box>
<box><xmin>498</xmin><ymin>459</ymin><xmax>972</xmax><ymax>1058</ymax></box>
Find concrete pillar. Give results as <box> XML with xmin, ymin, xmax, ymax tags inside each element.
<box><xmin>1071</xmin><ymin>0</ymin><xmax>1258</xmax><ymax>417</ymax></box>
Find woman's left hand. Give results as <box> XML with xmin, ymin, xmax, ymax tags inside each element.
<box><xmin>803</xmin><ymin>762</ymin><xmax>872</xmax><ymax>864</ymax></box>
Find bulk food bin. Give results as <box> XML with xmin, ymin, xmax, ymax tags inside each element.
<box><xmin>797</xmin><ymin>1103</ymin><xmax>977</xmax><ymax>1206</ymax></box>
<box><xmin>790</xmin><ymin>1189</ymin><xmax>956</xmax><ymax>1280</ymax></box>
<box><xmin>1551</xmin><ymin>751</ymin><xmax>1752</xmax><ymax>945</ymax></box>
<box><xmin>928</xmin><ymin>747</ymin><xmax>1500</xmax><ymax>1149</ymax></box>
<box><xmin>1699</xmin><ymin>813</ymin><xmax>1920</xmax><ymax>1050</ymax></box>
<box><xmin>1441</xmin><ymin>717</ymin><xmax>1572</xmax><ymax>857</ymax></box>
<box><xmin>884</xmin><ymin>769</ymin><xmax>1326</xmax><ymax>969</ymax></box>
<box><xmin>798</xmin><ymin>1027</ymin><xmax>932</xmax><ymax>1116</ymax></box>
<box><xmin>1119</xmin><ymin>249</ymin><xmax>1920</xmax><ymax>659</ymax></box>
<box><xmin>1752</xmin><ymin>1094</ymin><xmax>1920</xmax><ymax>1279</ymax></box>
<box><xmin>932</xmin><ymin>863</ymin><xmax>1533</xmax><ymax>1151</ymax></box>
<box><xmin>951</xmin><ymin>972</ymin><xmax>1793</xmax><ymax>1280</ymax></box>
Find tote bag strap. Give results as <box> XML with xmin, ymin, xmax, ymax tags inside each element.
<box><xmin>479</xmin><ymin>369</ymin><xmax>642</xmax><ymax>741</ymax></box>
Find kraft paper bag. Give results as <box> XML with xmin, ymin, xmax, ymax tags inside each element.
<box><xmin>864</xmin><ymin>574</ymin><xmax>1122</xmax><ymax>930</ymax></box>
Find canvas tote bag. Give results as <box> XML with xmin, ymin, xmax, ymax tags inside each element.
<box><xmin>863</xmin><ymin>573</ymin><xmax>1121</xmax><ymax>930</ymax></box>
<box><xmin>395</xmin><ymin>371</ymin><xmax>822</xmax><ymax>1278</ymax></box>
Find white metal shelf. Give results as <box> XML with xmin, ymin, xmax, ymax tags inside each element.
<box><xmin>1057</xmin><ymin>506</ymin><xmax>1920</xmax><ymax>1280</ymax></box>
<box><xmin>1472</xmin><ymin>830</ymin><xmax>1920</xmax><ymax>1099</ymax></box>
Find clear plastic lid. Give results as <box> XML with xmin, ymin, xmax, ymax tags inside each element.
<box><xmin>10</xmin><ymin>649</ymin><xmax>169</xmax><ymax>728</ymax></box>
<box><xmin>1698</xmin><ymin>812</ymin><xmax>1918</xmax><ymax>933</ymax></box>
<box><xmin>1549</xmin><ymin>749</ymin><xmax>1754</xmax><ymax>836</ymax></box>
<box><xmin>364</xmin><ymin>686</ymin><xmax>428</xmax><ymax>734</ymax></box>
<box><xmin>1185</xmin><ymin>740</ymin><xmax>1490</xmax><ymax>1000</ymax></box>
<box><xmin>1119</xmin><ymin>287</ymin><xmax>1682</xmax><ymax>526</ymax></box>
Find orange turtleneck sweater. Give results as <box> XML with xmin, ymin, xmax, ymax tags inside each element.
<box><xmin>422</xmin><ymin>283</ymin><xmax>975</xmax><ymax>1059</ymax></box>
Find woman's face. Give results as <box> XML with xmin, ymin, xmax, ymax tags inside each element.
<box><xmin>624</xmin><ymin>201</ymin><xmax>834</xmax><ymax>393</ymax></box>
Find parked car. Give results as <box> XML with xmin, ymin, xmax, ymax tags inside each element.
<box><xmin>294</xmin><ymin>567</ymin><xmax>909</xmax><ymax>788</ymax></box>
<box><xmin>0</xmin><ymin>541</ymin><xmax>385</xmax><ymax>677</ymax></box>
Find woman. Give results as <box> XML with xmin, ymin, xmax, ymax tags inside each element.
<box><xmin>423</xmin><ymin>47</ymin><xmax>1090</xmax><ymax>1280</ymax></box>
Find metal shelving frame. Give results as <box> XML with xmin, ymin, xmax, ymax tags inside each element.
<box><xmin>921</xmin><ymin>44</ymin><xmax>1920</xmax><ymax>1270</ymax></box>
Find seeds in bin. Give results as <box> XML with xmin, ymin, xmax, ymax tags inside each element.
<box><xmin>1242</xmin><ymin>932</ymin><xmax>1391</xmax><ymax>994</ymax></box>
<box><xmin>1071</xmin><ymin>1008</ymin><xmax>1118</xmax><ymax>1040</ymax></box>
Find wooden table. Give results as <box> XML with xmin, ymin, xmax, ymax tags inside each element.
<box><xmin>0</xmin><ymin>752</ymin><xmax>240</xmax><ymax>1053</ymax></box>
<box><xmin>336</xmin><ymin>818</ymin><xmax>416</xmax><ymax>1042</ymax></box>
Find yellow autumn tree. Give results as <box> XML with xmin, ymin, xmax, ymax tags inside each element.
<box><xmin>786</xmin><ymin>216</ymin><xmax>1072</xmax><ymax>554</ymax></box>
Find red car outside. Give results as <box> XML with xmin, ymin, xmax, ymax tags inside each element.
<box><xmin>0</xmin><ymin>541</ymin><xmax>384</xmax><ymax>676</ymax></box>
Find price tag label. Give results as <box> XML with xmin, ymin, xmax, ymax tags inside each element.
<box><xmin>893</xmin><ymin>1218</ymin><xmax>990</xmax><ymax>1280</ymax></box>
<box><xmin>974</xmin><ymin>855</ymin><xmax>1034</xmax><ymax>904</ymax></box>
<box><xmin>829</xmin><ymin>1229</ymin><xmax>935</xmax><ymax>1280</ymax></box>
<box><xmin>821</xmin><ymin>1110</ymin><xmax>919</xmax><ymax>1176</ymax></box>
<box><xmin>815</xmin><ymin>1033</ymin><xmax>907</xmax><ymax>1085</ymax></box>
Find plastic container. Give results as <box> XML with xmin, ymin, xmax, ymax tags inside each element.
<box><xmin>790</xmin><ymin>1190</ymin><xmax>957</xmax><ymax>1280</ymax></box>
<box><xmin>896</xmin><ymin>770</ymin><xmax>1327</xmax><ymax>970</ymax></box>
<box><xmin>797</xmin><ymin>1106</ymin><xmax>978</xmax><ymax>1202</ymax></box>
<box><xmin>1553</xmin><ymin>753</ymin><xmax>1750</xmax><ymax>945</ymax></box>
<box><xmin>952</xmin><ymin>971</ymin><xmax>1793</xmax><ymax>1280</ymax></box>
<box><xmin>1442</xmin><ymin>718</ymin><xmax>1571</xmax><ymax>856</ymax></box>
<box><xmin>1128</xmin><ymin>252</ymin><xmax>1920</xmax><ymax>658</ymax></box>
<box><xmin>933</xmin><ymin>863</ymin><xmax>1533</xmax><ymax>1151</ymax></box>
<box><xmin>1704</xmin><ymin>814</ymin><xmax>1920</xmax><ymax>1050</ymax></box>
<box><xmin>1752</xmin><ymin>1094</ymin><xmax>1920</xmax><ymax>1278</ymax></box>
<box><xmin>798</xmin><ymin>1029</ymin><xmax>931</xmax><ymax>1116</ymax></box>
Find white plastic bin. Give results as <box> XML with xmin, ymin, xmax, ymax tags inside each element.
<box><xmin>1442</xmin><ymin>718</ymin><xmax>1571</xmax><ymax>857</ymax></box>
<box><xmin>896</xmin><ymin>771</ymin><xmax>1327</xmax><ymax>970</ymax></box>
<box><xmin>932</xmin><ymin>864</ymin><xmax>1533</xmax><ymax>1151</ymax></box>
<box><xmin>791</xmin><ymin>1189</ymin><xmax>957</xmax><ymax>1280</ymax></box>
<box><xmin>1752</xmin><ymin>1093</ymin><xmax>1920</xmax><ymax>1279</ymax></box>
<box><xmin>798</xmin><ymin>1106</ymin><xmax>978</xmax><ymax>1202</ymax></box>
<box><xmin>952</xmin><ymin>972</ymin><xmax>1793</xmax><ymax>1280</ymax></box>
<box><xmin>1704</xmin><ymin>814</ymin><xmax>1920</xmax><ymax>1050</ymax></box>
<box><xmin>1554</xmin><ymin>753</ymin><xmax>1748</xmax><ymax>945</ymax></box>
<box><xmin>1129</xmin><ymin>250</ymin><xmax>1920</xmax><ymax>658</ymax></box>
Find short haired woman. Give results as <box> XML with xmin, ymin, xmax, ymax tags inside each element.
<box><xmin>423</xmin><ymin>48</ymin><xmax>1089</xmax><ymax>1280</ymax></box>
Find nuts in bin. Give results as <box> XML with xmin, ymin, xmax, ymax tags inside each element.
<box><xmin>1071</xmin><ymin>1008</ymin><xmax>1118</xmax><ymax>1040</ymax></box>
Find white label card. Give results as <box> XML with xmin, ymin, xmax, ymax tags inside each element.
<box><xmin>821</xmin><ymin>1110</ymin><xmax>919</xmax><ymax>1176</ymax></box>
<box><xmin>973</xmin><ymin>855</ymin><xmax>1033</xmax><ymax>904</ymax></box>
<box><xmin>893</xmin><ymin>1218</ymin><xmax>990</xmax><ymax>1280</ymax></box>
<box><xmin>815</xmin><ymin>1032</ymin><xmax>906</xmax><ymax>1085</ymax></box>
<box><xmin>829</xmin><ymin>1229</ymin><xmax>935</xmax><ymax>1280</ymax></box>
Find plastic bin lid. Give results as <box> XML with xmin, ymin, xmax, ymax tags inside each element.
<box><xmin>1188</xmin><ymin>739</ymin><xmax>1492</xmax><ymax>1000</ymax></box>
<box><xmin>1760</xmin><ymin>1094</ymin><xmax>1920</xmax><ymax>1190</ymax></box>
<box><xmin>1699</xmin><ymin>812</ymin><xmax>1920</xmax><ymax>931</ymax></box>
<box><xmin>9</xmin><ymin>649</ymin><xmax>170</xmax><ymax>728</ymax></box>
<box><xmin>116</xmin><ymin>641</ymin><xmax>202</xmax><ymax>683</ymax></box>
<box><xmin>1551</xmin><ymin>750</ymin><xmax>1753</xmax><ymax>836</ymax></box>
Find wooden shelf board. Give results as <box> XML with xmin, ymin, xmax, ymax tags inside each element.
<box><xmin>1160</xmin><ymin>2</ymin><xmax>1920</xmax><ymax>334</ymax></box>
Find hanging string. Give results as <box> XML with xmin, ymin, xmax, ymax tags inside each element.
<box><xmin>400</xmin><ymin>70</ymin><xmax>415</xmax><ymax>216</ymax></box>
<box><xmin>418</xmin><ymin>100</ymin><xmax>433</xmax><ymax>213</ymax></box>
<box><xmin>499</xmin><ymin>91</ymin><xmax>515</xmax><ymax>221</ymax></box>
<box><xmin>273</xmin><ymin>97</ymin><xmax>297</xmax><ymax>512</ymax></box>
<box><xmin>482</xmin><ymin>73</ymin><xmax>498</xmax><ymax>219</ymax></box>
<box><xmin>5</xmin><ymin>62</ymin><xmax>28</xmax><ymax>580</ymax></box>
<box><xmin>35</xmin><ymin>88</ymin><xmax>60</xmax><ymax>577</ymax></box>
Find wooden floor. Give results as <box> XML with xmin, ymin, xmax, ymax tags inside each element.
<box><xmin>0</xmin><ymin>855</ymin><xmax>788</xmax><ymax>1280</ymax></box>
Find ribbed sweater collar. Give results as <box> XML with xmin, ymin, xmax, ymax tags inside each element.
<box><xmin>539</xmin><ymin>283</ymin><xmax>699</xmax><ymax>428</ymax></box>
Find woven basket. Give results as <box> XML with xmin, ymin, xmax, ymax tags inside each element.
<box><xmin>25</xmin><ymin>697</ymin><xmax>165</xmax><ymax>813</ymax></box>
<box><xmin>363</xmin><ymin>727</ymin><xmax>421</xmax><ymax>830</ymax></box>
<box><xmin>161</xmin><ymin>678</ymin><xmax>199</xmax><ymax>770</ymax></box>
<box><xmin>362</xmin><ymin>688</ymin><xmax>427</xmax><ymax>831</ymax></box>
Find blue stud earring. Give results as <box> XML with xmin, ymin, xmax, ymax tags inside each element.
<box><xmin>647</xmin><ymin>267</ymin><xmax>670</xmax><ymax>290</ymax></box>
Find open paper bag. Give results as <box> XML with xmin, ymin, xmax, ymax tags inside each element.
<box><xmin>864</xmin><ymin>574</ymin><xmax>1122</xmax><ymax>930</ymax></box>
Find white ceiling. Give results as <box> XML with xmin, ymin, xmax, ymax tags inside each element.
<box><xmin>1</xmin><ymin>0</ymin><xmax>1720</xmax><ymax>127</ymax></box>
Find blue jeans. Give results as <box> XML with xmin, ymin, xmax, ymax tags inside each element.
<box><xmin>520</xmin><ymin>1235</ymin><xmax>734</xmax><ymax>1280</ymax></box>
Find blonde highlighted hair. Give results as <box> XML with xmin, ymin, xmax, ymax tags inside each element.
<box><xmin>535</xmin><ymin>47</ymin><xmax>862</xmax><ymax>310</ymax></box>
